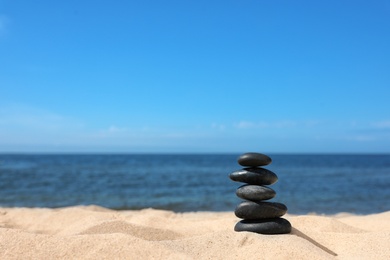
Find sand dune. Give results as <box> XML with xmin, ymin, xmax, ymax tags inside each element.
<box><xmin>1</xmin><ymin>206</ymin><xmax>389</xmax><ymax>259</ymax></box>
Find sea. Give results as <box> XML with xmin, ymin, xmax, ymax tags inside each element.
<box><xmin>0</xmin><ymin>154</ymin><xmax>389</xmax><ymax>215</ymax></box>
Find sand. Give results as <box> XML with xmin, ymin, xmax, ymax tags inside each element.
<box><xmin>0</xmin><ymin>206</ymin><xmax>389</xmax><ymax>259</ymax></box>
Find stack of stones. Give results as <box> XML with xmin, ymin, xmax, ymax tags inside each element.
<box><xmin>229</xmin><ymin>152</ymin><xmax>291</xmax><ymax>235</ymax></box>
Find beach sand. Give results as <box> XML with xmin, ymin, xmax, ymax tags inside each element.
<box><xmin>1</xmin><ymin>206</ymin><xmax>389</xmax><ymax>259</ymax></box>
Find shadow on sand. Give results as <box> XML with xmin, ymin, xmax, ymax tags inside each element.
<box><xmin>291</xmin><ymin>227</ymin><xmax>338</xmax><ymax>257</ymax></box>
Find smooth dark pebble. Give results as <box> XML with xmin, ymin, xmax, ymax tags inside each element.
<box><xmin>234</xmin><ymin>218</ymin><xmax>291</xmax><ymax>234</ymax></box>
<box><xmin>235</xmin><ymin>201</ymin><xmax>287</xmax><ymax>219</ymax></box>
<box><xmin>229</xmin><ymin>168</ymin><xmax>278</xmax><ymax>185</ymax></box>
<box><xmin>238</xmin><ymin>152</ymin><xmax>272</xmax><ymax>167</ymax></box>
<box><xmin>236</xmin><ymin>185</ymin><xmax>276</xmax><ymax>201</ymax></box>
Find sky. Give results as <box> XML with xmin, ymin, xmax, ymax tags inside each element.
<box><xmin>0</xmin><ymin>0</ymin><xmax>389</xmax><ymax>153</ymax></box>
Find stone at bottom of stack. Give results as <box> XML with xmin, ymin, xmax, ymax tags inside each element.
<box><xmin>235</xmin><ymin>218</ymin><xmax>291</xmax><ymax>234</ymax></box>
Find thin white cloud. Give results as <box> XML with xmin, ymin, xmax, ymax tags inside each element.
<box><xmin>235</xmin><ymin>121</ymin><xmax>254</xmax><ymax>129</ymax></box>
<box><xmin>211</xmin><ymin>122</ymin><xmax>226</xmax><ymax>130</ymax></box>
<box><xmin>345</xmin><ymin>135</ymin><xmax>377</xmax><ymax>142</ymax></box>
<box><xmin>82</xmin><ymin>124</ymin><xmax>217</xmax><ymax>153</ymax></box>
<box><xmin>107</xmin><ymin>125</ymin><xmax>128</xmax><ymax>133</ymax></box>
<box><xmin>371</xmin><ymin>120</ymin><xmax>390</xmax><ymax>129</ymax></box>
<box><xmin>0</xmin><ymin>104</ymin><xmax>83</xmax><ymax>131</ymax></box>
<box><xmin>0</xmin><ymin>104</ymin><xmax>85</xmax><ymax>147</ymax></box>
<box><xmin>234</xmin><ymin>120</ymin><xmax>296</xmax><ymax>129</ymax></box>
<box><xmin>0</xmin><ymin>15</ymin><xmax>9</xmax><ymax>33</ymax></box>
<box><xmin>92</xmin><ymin>125</ymin><xmax>132</xmax><ymax>139</ymax></box>
<box><xmin>235</xmin><ymin>121</ymin><xmax>266</xmax><ymax>129</ymax></box>
<box><xmin>273</xmin><ymin>120</ymin><xmax>297</xmax><ymax>128</ymax></box>
<box><xmin>303</xmin><ymin>120</ymin><xmax>323</xmax><ymax>127</ymax></box>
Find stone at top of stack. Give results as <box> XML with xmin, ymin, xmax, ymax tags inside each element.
<box><xmin>237</xmin><ymin>152</ymin><xmax>273</xmax><ymax>167</ymax></box>
<box><xmin>229</xmin><ymin>152</ymin><xmax>291</xmax><ymax>235</ymax></box>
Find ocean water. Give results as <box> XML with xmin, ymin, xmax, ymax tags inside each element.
<box><xmin>0</xmin><ymin>154</ymin><xmax>389</xmax><ymax>214</ymax></box>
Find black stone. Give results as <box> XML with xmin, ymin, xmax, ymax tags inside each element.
<box><xmin>234</xmin><ymin>218</ymin><xmax>291</xmax><ymax>234</ymax></box>
<box><xmin>238</xmin><ymin>152</ymin><xmax>272</xmax><ymax>167</ymax></box>
<box><xmin>229</xmin><ymin>168</ymin><xmax>278</xmax><ymax>185</ymax></box>
<box><xmin>235</xmin><ymin>201</ymin><xmax>287</xmax><ymax>219</ymax></box>
<box><xmin>236</xmin><ymin>185</ymin><xmax>276</xmax><ymax>201</ymax></box>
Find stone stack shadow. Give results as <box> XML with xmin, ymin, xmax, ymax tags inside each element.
<box><xmin>229</xmin><ymin>152</ymin><xmax>291</xmax><ymax>234</ymax></box>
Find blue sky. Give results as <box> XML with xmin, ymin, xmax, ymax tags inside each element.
<box><xmin>0</xmin><ymin>0</ymin><xmax>389</xmax><ymax>153</ymax></box>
